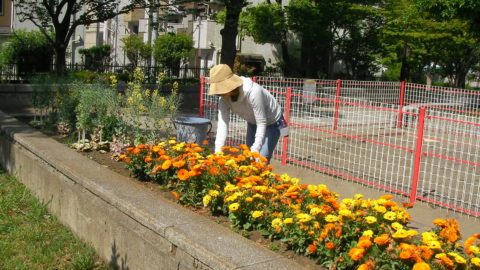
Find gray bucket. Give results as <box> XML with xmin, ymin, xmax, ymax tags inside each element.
<box><xmin>172</xmin><ymin>117</ymin><xmax>212</xmax><ymax>144</ymax></box>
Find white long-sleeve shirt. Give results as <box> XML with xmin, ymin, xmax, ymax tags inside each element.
<box><xmin>214</xmin><ymin>77</ymin><xmax>282</xmax><ymax>153</ymax></box>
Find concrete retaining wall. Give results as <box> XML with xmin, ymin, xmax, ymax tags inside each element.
<box><xmin>0</xmin><ymin>110</ymin><xmax>305</xmax><ymax>270</ymax></box>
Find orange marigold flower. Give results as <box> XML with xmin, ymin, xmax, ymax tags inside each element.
<box><xmin>374</xmin><ymin>234</ymin><xmax>390</xmax><ymax>245</ymax></box>
<box><xmin>252</xmin><ymin>152</ymin><xmax>260</xmax><ymax>158</ymax></box>
<box><xmin>161</xmin><ymin>160</ymin><xmax>172</xmax><ymax>170</ymax></box>
<box><xmin>358</xmin><ymin>261</ymin><xmax>375</xmax><ymax>270</ymax></box>
<box><xmin>209</xmin><ymin>167</ymin><xmax>219</xmax><ymax>175</ymax></box>
<box><xmin>137</xmin><ymin>144</ymin><xmax>146</xmax><ymax>149</ymax></box>
<box><xmin>402</xmin><ymin>202</ymin><xmax>414</xmax><ymax>208</ymax></box>
<box><xmin>439</xmin><ymin>219</ymin><xmax>460</xmax><ymax>243</ymax></box>
<box><xmin>126</xmin><ymin>147</ymin><xmax>134</xmax><ymax>153</ymax></box>
<box><xmin>229</xmin><ymin>147</ymin><xmax>240</xmax><ymax>153</ymax></box>
<box><xmin>144</xmin><ymin>156</ymin><xmax>152</xmax><ymax>163</ymax></box>
<box><xmin>436</xmin><ymin>253</ymin><xmax>454</xmax><ymax>267</ymax></box>
<box><xmin>171</xmin><ymin>191</ymin><xmax>180</xmax><ymax>200</ymax></box>
<box><xmin>178</xmin><ymin>169</ymin><xmax>189</xmax><ymax>181</ymax></box>
<box><xmin>308</xmin><ymin>244</ymin><xmax>317</xmax><ymax>254</ymax></box>
<box><xmin>133</xmin><ymin>148</ymin><xmax>141</xmax><ymax>154</ymax></box>
<box><xmin>380</xmin><ymin>194</ymin><xmax>393</xmax><ymax>200</ymax></box>
<box><xmin>173</xmin><ymin>160</ymin><xmax>186</xmax><ymax>168</ymax></box>
<box><xmin>119</xmin><ymin>154</ymin><xmax>127</xmax><ymax>160</ymax></box>
<box><xmin>433</xmin><ymin>218</ymin><xmax>447</xmax><ymax>227</ymax></box>
<box><xmin>357</xmin><ymin>239</ymin><xmax>372</xmax><ymax>249</ymax></box>
<box><xmin>124</xmin><ymin>158</ymin><xmax>131</xmax><ymax>163</ymax></box>
<box><xmin>239</xmin><ymin>144</ymin><xmax>249</xmax><ymax>150</ymax></box>
<box><xmin>325</xmin><ymin>242</ymin><xmax>335</xmax><ymax>250</ymax></box>
<box><xmin>412</xmin><ymin>262</ymin><xmax>431</xmax><ymax>270</ymax></box>
<box><xmin>399</xmin><ymin>249</ymin><xmax>413</xmax><ymax>260</ymax></box>
<box><xmin>348</xmin><ymin>248</ymin><xmax>365</xmax><ymax>261</ymax></box>
<box><xmin>202</xmin><ymin>140</ymin><xmax>209</xmax><ymax>145</ymax></box>
<box><xmin>193</xmin><ymin>147</ymin><xmax>203</xmax><ymax>152</ymax></box>
<box><xmin>152</xmin><ymin>146</ymin><xmax>161</xmax><ymax>152</ymax></box>
<box><xmin>419</xmin><ymin>246</ymin><xmax>434</xmax><ymax>260</ymax></box>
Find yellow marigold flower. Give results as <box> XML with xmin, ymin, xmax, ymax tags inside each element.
<box><xmin>296</xmin><ymin>213</ymin><xmax>312</xmax><ymax>223</ymax></box>
<box><xmin>228</xmin><ymin>203</ymin><xmax>240</xmax><ymax>211</ymax></box>
<box><xmin>280</xmin><ymin>173</ymin><xmax>291</xmax><ymax>182</ymax></box>
<box><xmin>422</xmin><ymin>232</ymin><xmax>438</xmax><ymax>243</ymax></box>
<box><xmin>467</xmin><ymin>245</ymin><xmax>479</xmax><ymax>254</ymax></box>
<box><xmin>272</xmin><ymin>218</ymin><xmax>283</xmax><ymax>228</ymax></box>
<box><xmin>245</xmin><ymin>197</ymin><xmax>253</xmax><ymax>202</ymax></box>
<box><xmin>392</xmin><ymin>229</ymin><xmax>410</xmax><ymax>239</ymax></box>
<box><xmin>363</xmin><ymin>230</ymin><xmax>374</xmax><ymax>238</ymax></box>
<box><xmin>427</xmin><ymin>240</ymin><xmax>441</xmax><ymax>250</ymax></box>
<box><xmin>448</xmin><ymin>252</ymin><xmax>466</xmax><ymax>264</ymax></box>
<box><xmin>354</xmin><ymin>194</ymin><xmax>364</xmax><ymax>200</ymax></box>
<box><xmin>252</xmin><ymin>193</ymin><xmax>264</xmax><ymax>199</ymax></box>
<box><xmin>307</xmin><ymin>185</ymin><xmax>317</xmax><ymax>192</ymax></box>
<box><xmin>168</xmin><ymin>139</ymin><xmax>176</xmax><ymax>144</ymax></box>
<box><xmin>391</xmin><ymin>222</ymin><xmax>403</xmax><ymax>231</ymax></box>
<box><xmin>208</xmin><ymin>190</ymin><xmax>219</xmax><ymax>197</ymax></box>
<box><xmin>225</xmin><ymin>193</ymin><xmax>239</xmax><ymax>202</ymax></box>
<box><xmin>471</xmin><ymin>257</ymin><xmax>480</xmax><ymax>267</ymax></box>
<box><xmin>224</xmin><ymin>183</ymin><xmax>237</xmax><ymax>192</ymax></box>
<box><xmin>283</xmin><ymin>218</ymin><xmax>294</xmax><ymax>224</ymax></box>
<box><xmin>383</xmin><ymin>211</ymin><xmax>397</xmax><ymax>221</ymax></box>
<box><xmin>374</xmin><ymin>205</ymin><xmax>387</xmax><ymax>214</ymax></box>
<box><xmin>203</xmin><ymin>195</ymin><xmax>212</xmax><ymax>206</ymax></box>
<box><xmin>365</xmin><ymin>216</ymin><xmax>377</xmax><ymax>224</ymax></box>
<box><xmin>310</xmin><ymin>207</ymin><xmax>323</xmax><ymax>215</ymax></box>
<box><xmin>339</xmin><ymin>209</ymin><xmax>353</xmax><ymax>218</ymax></box>
<box><xmin>325</xmin><ymin>214</ymin><xmax>338</xmax><ymax>223</ymax></box>
<box><xmin>252</xmin><ymin>211</ymin><xmax>264</xmax><ymax>219</ymax></box>
<box><xmin>341</xmin><ymin>198</ymin><xmax>355</xmax><ymax>206</ymax></box>
<box><xmin>291</xmin><ymin>178</ymin><xmax>300</xmax><ymax>184</ymax></box>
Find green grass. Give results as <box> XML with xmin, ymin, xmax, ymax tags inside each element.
<box><xmin>0</xmin><ymin>170</ymin><xmax>111</xmax><ymax>270</ymax></box>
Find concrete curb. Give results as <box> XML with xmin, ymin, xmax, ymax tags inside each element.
<box><xmin>0</xmin><ymin>110</ymin><xmax>307</xmax><ymax>270</ymax></box>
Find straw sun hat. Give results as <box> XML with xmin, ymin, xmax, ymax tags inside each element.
<box><xmin>208</xmin><ymin>64</ymin><xmax>243</xmax><ymax>95</ymax></box>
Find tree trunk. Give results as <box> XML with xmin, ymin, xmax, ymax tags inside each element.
<box><xmin>399</xmin><ymin>44</ymin><xmax>410</xmax><ymax>82</ymax></box>
<box><xmin>220</xmin><ymin>0</ymin><xmax>245</xmax><ymax>69</ymax></box>
<box><xmin>279</xmin><ymin>39</ymin><xmax>290</xmax><ymax>76</ymax></box>
<box><xmin>55</xmin><ymin>43</ymin><xmax>67</xmax><ymax>76</ymax></box>
<box><xmin>454</xmin><ymin>71</ymin><xmax>467</xmax><ymax>89</ymax></box>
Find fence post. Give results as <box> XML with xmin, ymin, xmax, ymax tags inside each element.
<box><xmin>410</xmin><ymin>106</ymin><xmax>426</xmax><ymax>204</ymax></box>
<box><xmin>199</xmin><ymin>76</ymin><xmax>205</xmax><ymax>118</ymax></box>
<box><xmin>333</xmin><ymin>79</ymin><xmax>341</xmax><ymax>130</ymax></box>
<box><xmin>281</xmin><ymin>87</ymin><xmax>292</xmax><ymax>166</ymax></box>
<box><xmin>397</xmin><ymin>81</ymin><xmax>406</xmax><ymax>128</ymax></box>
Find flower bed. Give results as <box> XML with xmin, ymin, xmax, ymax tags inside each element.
<box><xmin>119</xmin><ymin>139</ymin><xmax>480</xmax><ymax>270</ymax></box>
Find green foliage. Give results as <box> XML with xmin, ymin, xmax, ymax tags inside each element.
<box><xmin>153</xmin><ymin>32</ymin><xmax>194</xmax><ymax>75</ymax></box>
<box><xmin>79</xmin><ymin>45</ymin><xmax>112</xmax><ymax>72</ymax></box>
<box><xmin>123</xmin><ymin>68</ymin><xmax>182</xmax><ymax>144</ymax></box>
<box><xmin>0</xmin><ymin>30</ymin><xmax>54</xmax><ymax>74</ymax></box>
<box><xmin>14</xmin><ymin>0</ymin><xmax>141</xmax><ymax>73</ymax></box>
<box><xmin>240</xmin><ymin>3</ymin><xmax>287</xmax><ymax>44</ymax></box>
<box><xmin>0</xmin><ymin>171</ymin><xmax>110</xmax><ymax>270</ymax></box>
<box><xmin>121</xmin><ymin>35</ymin><xmax>152</xmax><ymax>68</ymax></box>
<box><xmin>74</xmin><ymin>82</ymin><xmax>122</xmax><ymax>142</ymax></box>
<box><xmin>70</xmin><ymin>70</ymin><xmax>101</xmax><ymax>83</ymax></box>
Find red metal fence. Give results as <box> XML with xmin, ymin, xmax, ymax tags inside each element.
<box><xmin>200</xmin><ymin>76</ymin><xmax>480</xmax><ymax>218</ymax></box>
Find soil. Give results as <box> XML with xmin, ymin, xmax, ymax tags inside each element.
<box><xmin>14</xmin><ymin>116</ymin><xmax>324</xmax><ymax>270</ymax></box>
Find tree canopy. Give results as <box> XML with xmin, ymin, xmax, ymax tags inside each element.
<box><xmin>14</xmin><ymin>0</ymin><xmax>142</xmax><ymax>74</ymax></box>
<box><xmin>153</xmin><ymin>32</ymin><xmax>194</xmax><ymax>75</ymax></box>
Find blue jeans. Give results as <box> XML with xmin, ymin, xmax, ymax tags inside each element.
<box><xmin>246</xmin><ymin>119</ymin><xmax>281</xmax><ymax>163</ymax></box>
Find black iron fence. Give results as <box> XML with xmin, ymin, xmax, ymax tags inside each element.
<box><xmin>0</xmin><ymin>63</ymin><xmax>210</xmax><ymax>84</ymax></box>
